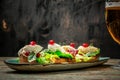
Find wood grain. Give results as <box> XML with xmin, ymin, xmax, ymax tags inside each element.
<box><xmin>0</xmin><ymin>57</ymin><xmax>120</xmax><ymax>80</ymax></box>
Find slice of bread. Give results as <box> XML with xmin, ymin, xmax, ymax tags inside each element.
<box><xmin>19</xmin><ymin>54</ymin><xmax>37</xmax><ymax>64</ymax></box>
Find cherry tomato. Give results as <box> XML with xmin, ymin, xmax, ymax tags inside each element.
<box><xmin>30</xmin><ymin>41</ymin><xmax>36</xmax><ymax>45</ymax></box>
<box><xmin>24</xmin><ymin>51</ymin><xmax>30</xmax><ymax>56</ymax></box>
<box><xmin>82</xmin><ymin>43</ymin><xmax>89</xmax><ymax>47</ymax></box>
<box><xmin>49</xmin><ymin>40</ymin><xmax>55</xmax><ymax>45</ymax></box>
<box><xmin>70</xmin><ymin>43</ymin><xmax>75</xmax><ymax>48</ymax></box>
<box><xmin>36</xmin><ymin>53</ymin><xmax>41</xmax><ymax>58</ymax></box>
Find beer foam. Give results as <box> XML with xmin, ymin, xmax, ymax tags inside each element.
<box><xmin>106</xmin><ymin>2</ymin><xmax>120</xmax><ymax>7</ymax></box>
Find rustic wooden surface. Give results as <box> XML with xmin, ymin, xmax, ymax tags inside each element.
<box><xmin>0</xmin><ymin>57</ymin><xmax>120</xmax><ymax>80</ymax></box>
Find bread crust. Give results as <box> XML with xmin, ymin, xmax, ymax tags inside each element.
<box><xmin>54</xmin><ymin>58</ymin><xmax>75</xmax><ymax>64</ymax></box>
<box><xmin>19</xmin><ymin>54</ymin><xmax>28</xmax><ymax>63</ymax></box>
<box><xmin>86</xmin><ymin>55</ymin><xmax>99</xmax><ymax>62</ymax></box>
<box><xmin>19</xmin><ymin>54</ymin><xmax>36</xmax><ymax>64</ymax></box>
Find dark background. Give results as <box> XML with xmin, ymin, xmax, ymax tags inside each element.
<box><xmin>0</xmin><ymin>0</ymin><xmax>120</xmax><ymax>58</ymax></box>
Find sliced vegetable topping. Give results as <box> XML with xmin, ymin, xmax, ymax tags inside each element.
<box><xmin>28</xmin><ymin>52</ymin><xmax>36</xmax><ymax>62</ymax></box>
<box><xmin>36</xmin><ymin>53</ymin><xmax>41</xmax><ymax>58</ymax></box>
<box><xmin>75</xmin><ymin>50</ymin><xmax>78</xmax><ymax>54</ymax></box>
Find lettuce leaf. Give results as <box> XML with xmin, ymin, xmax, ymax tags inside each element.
<box><xmin>36</xmin><ymin>54</ymin><xmax>60</xmax><ymax>64</ymax></box>
<box><xmin>42</xmin><ymin>49</ymin><xmax>73</xmax><ymax>59</ymax></box>
<box><xmin>36</xmin><ymin>57</ymin><xmax>49</xmax><ymax>64</ymax></box>
<box><xmin>55</xmin><ymin>50</ymin><xmax>73</xmax><ymax>59</ymax></box>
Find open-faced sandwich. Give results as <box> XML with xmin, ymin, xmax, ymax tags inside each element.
<box><xmin>18</xmin><ymin>40</ymin><xmax>100</xmax><ymax>64</ymax></box>
<box><xmin>18</xmin><ymin>41</ymin><xmax>43</xmax><ymax>63</ymax></box>
<box><xmin>76</xmin><ymin>43</ymin><xmax>100</xmax><ymax>62</ymax></box>
<box><xmin>35</xmin><ymin>40</ymin><xmax>75</xmax><ymax>64</ymax></box>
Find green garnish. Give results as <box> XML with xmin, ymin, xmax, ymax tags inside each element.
<box><xmin>42</xmin><ymin>49</ymin><xmax>73</xmax><ymax>59</ymax></box>
<box><xmin>36</xmin><ymin>57</ymin><xmax>49</xmax><ymax>64</ymax></box>
<box><xmin>55</xmin><ymin>50</ymin><xmax>73</xmax><ymax>59</ymax></box>
<box><xmin>28</xmin><ymin>52</ymin><xmax>36</xmax><ymax>61</ymax></box>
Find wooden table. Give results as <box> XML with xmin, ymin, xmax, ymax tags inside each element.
<box><xmin>0</xmin><ymin>57</ymin><xmax>120</xmax><ymax>80</ymax></box>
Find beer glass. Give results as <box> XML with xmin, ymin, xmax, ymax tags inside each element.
<box><xmin>105</xmin><ymin>0</ymin><xmax>120</xmax><ymax>69</ymax></box>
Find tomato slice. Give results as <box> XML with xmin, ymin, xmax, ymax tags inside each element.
<box><xmin>24</xmin><ymin>51</ymin><xmax>30</xmax><ymax>56</ymax></box>
<box><xmin>36</xmin><ymin>53</ymin><xmax>41</xmax><ymax>58</ymax></box>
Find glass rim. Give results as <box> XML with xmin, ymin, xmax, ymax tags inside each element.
<box><xmin>106</xmin><ymin>2</ymin><xmax>120</xmax><ymax>7</ymax></box>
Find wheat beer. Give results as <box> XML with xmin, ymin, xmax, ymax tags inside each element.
<box><xmin>105</xmin><ymin>2</ymin><xmax>120</xmax><ymax>44</ymax></box>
